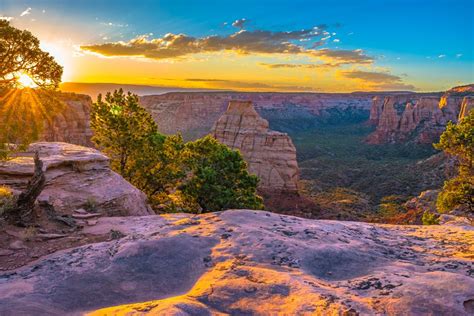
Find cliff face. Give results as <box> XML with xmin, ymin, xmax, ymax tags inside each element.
<box><xmin>40</xmin><ymin>92</ymin><xmax>93</xmax><ymax>147</ymax></box>
<box><xmin>367</xmin><ymin>85</ymin><xmax>474</xmax><ymax>144</ymax></box>
<box><xmin>211</xmin><ymin>101</ymin><xmax>299</xmax><ymax>193</ymax></box>
<box><xmin>140</xmin><ymin>92</ymin><xmax>373</xmax><ymax>140</ymax></box>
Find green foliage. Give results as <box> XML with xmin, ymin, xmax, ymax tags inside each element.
<box><xmin>421</xmin><ymin>211</ymin><xmax>439</xmax><ymax>225</ymax></box>
<box><xmin>435</xmin><ymin>110</ymin><xmax>474</xmax><ymax>214</ymax></box>
<box><xmin>434</xmin><ymin>110</ymin><xmax>474</xmax><ymax>174</ymax></box>
<box><xmin>436</xmin><ymin>176</ymin><xmax>474</xmax><ymax>213</ymax></box>
<box><xmin>0</xmin><ymin>20</ymin><xmax>63</xmax><ymax>89</ymax></box>
<box><xmin>91</xmin><ymin>90</ymin><xmax>263</xmax><ymax>213</ymax></box>
<box><xmin>91</xmin><ymin>89</ymin><xmax>160</xmax><ymax>178</ymax></box>
<box><xmin>181</xmin><ymin>136</ymin><xmax>263</xmax><ymax>212</ymax></box>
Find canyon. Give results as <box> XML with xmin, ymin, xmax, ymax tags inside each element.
<box><xmin>31</xmin><ymin>85</ymin><xmax>472</xmax><ymax>213</ymax></box>
<box><xmin>139</xmin><ymin>92</ymin><xmax>375</xmax><ymax>140</ymax></box>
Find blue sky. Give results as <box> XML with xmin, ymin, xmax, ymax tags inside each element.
<box><xmin>1</xmin><ymin>0</ymin><xmax>473</xmax><ymax>91</ymax></box>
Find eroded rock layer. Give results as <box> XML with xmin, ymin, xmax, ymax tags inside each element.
<box><xmin>40</xmin><ymin>92</ymin><xmax>93</xmax><ymax>146</ymax></box>
<box><xmin>0</xmin><ymin>142</ymin><xmax>152</xmax><ymax>216</ymax></box>
<box><xmin>140</xmin><ymin>92</ymin><xmax>374</xmax><ymax>139</ymax></box>
<box><xmin>211</xmin><ymin>101</ymin><xmax>299</xmax><ymax>192</ymax></box>
<box><xmin>367</xmin><ymin>84</ymin><xmax>474</xmax><ymax>144</ymax></box>
<box><xmin>0</xmin><ymin>210</ymin><xmax>472</xmax><ymax>315</ymax></box>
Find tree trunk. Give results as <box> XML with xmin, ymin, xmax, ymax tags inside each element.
<box><xmin>8</xmin><ymin>151</ymin><xmax>45</xmax><ymax>226</ymax></box>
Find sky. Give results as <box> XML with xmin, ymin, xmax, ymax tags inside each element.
<box><xmin>1</xmin><ymin>0</ymin><xmax>473</xmax><ymax>92</ymax></box>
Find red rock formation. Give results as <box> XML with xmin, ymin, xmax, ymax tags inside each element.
<box><xmin>367</xmin><ymin>85</ymin><xmax>474</xmax><ymax>144</ymax></box>
<box><xmin>0</xmin><ymin>142</ymin><xmax>152</xmax><ymax>216</ymax></box>
<box><xmin>211</xmin><ymin>100</ymin><xmax>299</xmax><ymax>193</ymax></box>
<box><xmin>40</xmin><ymin>92</ymin><xmax>93</xmax><ymax>147</ymax></box>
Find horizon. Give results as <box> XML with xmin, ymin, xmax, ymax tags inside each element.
<box><xmin>1</xmin><ymin>0</ymin><xmax>473</xmax><ymax>92</ymax></box>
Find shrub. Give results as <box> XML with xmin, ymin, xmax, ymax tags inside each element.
<box><xmin>0</xmin><ymin>186</ymin><xmax>15</xmax><ymax>216</ymax></box>
<box><xmin>421</xmin><ymin>211</ymin><xmax>439</xmax><ymax>225</ymax></box>
<box><xmin>436</xmin><ymin>176</ymin><xmax>474</xmax><ymax>213</ymax></box>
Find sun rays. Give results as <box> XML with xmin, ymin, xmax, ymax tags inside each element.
<box><xmin>0</xmin><ymin>88</ymin><xmax>65</xmax><ymax>147</ymax></box>
<box><xmin>17</xmin><ymin>73</ymin><xmax>38</xmax><ymax>89</ymax></box>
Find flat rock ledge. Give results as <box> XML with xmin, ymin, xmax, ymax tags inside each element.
<box><xmin>0</xmin><ymin>210</ymin><xmax>473</xmax><ymax>315</ymax></box>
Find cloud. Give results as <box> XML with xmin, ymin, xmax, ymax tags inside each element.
<box><xmin>259</xmin><ymin>62</ymin><xmax>336</xmax><ymax>70</ymax></box>
<box><xmin>438</xmin><ymin>54</ymin><xmax>446</xmax><ymax>58</ymax></box>
<box><xmin>81</xmin><ymin>28</ymin><xmax>329</xmax><ymax>59</ymax></box>
<box><xmin>456</xmin><ymin>53</ymin><xmax>463</xmax><ymax>58</ymax></box>
<box><xmin>183</xmin><ymin>78</ymin><xmax>314</xmax><ymax>91</ymax></box>
<box><xmin>20</xmin><ymin>7</ymin><xmax>31</xmax><ymax>17</ymax></box>
<box><xmin>340</xmin><ymin>70</ymin><xmax>415</xmax><ymax>90</ymax></box>
<box><xmin>232</xmin><ymin>18</ymin><xmax>248</xmax><ymax>29</ymax></box>
<box><xmin>311</xmin><ymin>48</ymin><xmax>374</xmax><ymax>65</ymax></box>
<box><xmin>100</xmin><ymin>21</ymin><xmax>128</xmax><ymax>27</ymax></box>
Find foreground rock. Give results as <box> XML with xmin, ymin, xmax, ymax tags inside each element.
<box><xmin>0</xmin><ymin>210</ymin><xmax>472</xmax><ymax>315</ymax></box>
<box><xmin>0</xmin><ymin>142</ymin><xmax>152</xmax><ymax>217</ymax></box>
<box><xmin>367</xmin><ymin>84</ymin><xmax>474</xmax><ymax>144</ymax></box>
<box><xmin>211</xmin><ymin>100</ymin><xmax>299</xmax><ymax>193</ymax></box>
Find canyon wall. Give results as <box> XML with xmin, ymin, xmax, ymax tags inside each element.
<box><xmin>140</xmin><ymin>92</ymin><xmax>374</xmax><ymax>140</ymax></box>
<box><xmin>211</xmin><ymin>100</ymin><xmax>299</xmax><ymax>193</ymax></box>
<box><xmin>367</xmin><ymin>84</ymin><xmax>474</xmax><ymax>144</ymax></box>
<box><xmin>40</xmin><ymin>92</ymin><xmax>93</xmax><ymax>147</ymax></box>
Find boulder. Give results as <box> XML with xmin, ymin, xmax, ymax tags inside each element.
<box><xmin>211</xmin><ymin>101</ymin><xmax>299</xmax><ymax>192</ymax></box>
<box><xmin>0</xmin><ymin>142</ymin><xmax>152</xmax><ymax>216</ymax></box>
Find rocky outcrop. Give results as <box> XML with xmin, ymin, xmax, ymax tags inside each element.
<box><xmin>367</xmin><ymin>84</ymin><xmax>474</xmax><ymax>144</ymax></box>
<box><xmin>211</xmin><ymin>101</ymin><xmax>299</xmax><ymax>192</ymax></box>
<box><xmin>140</xmin><ymin>92</ymin><xmax>373</xmax><ymax>140</ymax></box>
<box><xmin>0</xmin><ymin>142</ymin><xmax>152</xmax><ymax>216</ymax></box>
<box><xmin>0</xmin><ymin>210</ymin><xmax>473</xmax><ymax>315</ymax></box>
<box><xmin>459</xmin><ymin>96</ymin><xmax>474</xmax><ymax>120</ymax></box>
<box><xmin>40</xmin><ymin>93</ymin><xmax>93</xmax><ymax>147</ymax></box>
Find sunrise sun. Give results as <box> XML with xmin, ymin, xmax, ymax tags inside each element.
<box><xmin>17</xmin><ymin>73</ymin><xmax>38</xmax><ymax>88</ymax></box>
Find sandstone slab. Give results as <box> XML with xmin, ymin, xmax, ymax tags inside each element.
<box><xmin>0</xmin><ymin>142</ymin><xmax>152</xmax><ymax>217</ymax></box>
<box><xmin>0</xmin><ymin>210</ymin><xmax>472</xmax><ymax>315</ymax></box>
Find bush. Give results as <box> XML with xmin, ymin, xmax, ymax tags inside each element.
<box><xmin>0</xmin><ymin>186</ymin><xmax>15</xmax><ymax>216</ymax></box>
<box><xmin>436</xmin><ymin>175</ymin><xmax>474</xmax><ymax>213</ymax></box>
<box><xmin>421</xmin><ymin>211</ymin><xmax>439</xmax><ymax>225</ymax></box>
<box><xmin>434</xmin><ymin>110</ymin><xmax>473</xmax><ymax>214</ymax></box>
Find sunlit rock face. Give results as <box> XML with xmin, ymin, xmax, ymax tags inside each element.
<box><xmin>0</xmin><ymin>142</ymin><xmax>152</xmax><ymax>216</ymax></box>
<box><xmin>139</xmin><ymin>92</ymin><xmax>373</xmax><ymax>140</ymax></box>
<box><xmin>211</xmin><ymin>100</ymin><xmax>299</xmax><ymax>193</ymax></box>
<box><xmin>0</xmin><ymin>210</ymin><xmax>472</xmax><ymax>315</ymax></box>
<box><xmin>367</xmin><ymin>84</ymin><xmax>474</xmax><ymax>144</ymax></box>
<box><xmin>40</xmin><ymin>92</ymin><xmax>93</xmax><ymax>147</ymax></box>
